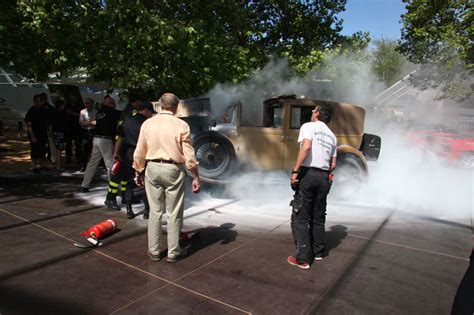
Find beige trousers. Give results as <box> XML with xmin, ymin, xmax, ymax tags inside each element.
<box><xmin>145</xmin><ymin>162</ymin><xmax>185</xmax><ymax>259</ymax></box>
<box><xmin>81</xmin><ymin>137</ymin><xmax>114</xmax><ymax>188</ymax></box>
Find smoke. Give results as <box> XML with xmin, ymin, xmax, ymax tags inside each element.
<box><xmin>206</xmin><ymin>56</ymin><xmax>386</xmax><ymax>126</ymax></box>
<box><xmin>351</xmin><ymin>129</ymin><xmax>473</xmax><ymax>221</ymax></box>
<box><xmin>203</xmin><ymin>55</ymin><xmax>473</xmax><ymax>222</ymax></box>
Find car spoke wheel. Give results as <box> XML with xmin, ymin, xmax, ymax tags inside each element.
<box><xmin>194</xmin><ymin>134</ymin><xmax>235</xmax><ymax>179</ymax></box>
<box><xmin>459</xmin><ymin>153</ymin><xmax>474</xmax><ymax>169</ymax></box>
<box><xmin>332</xmin><ymin>154</ymin><xmax>366</xmax><ymax>197</ymax></box>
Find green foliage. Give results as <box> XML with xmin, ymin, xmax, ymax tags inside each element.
<box><xmin>1</xmin><ymin>0</ymin><xmax>372</xmax><ymax>97</ymax></box>
<box><xmin>397</xmin><ymin>0</ymin><xmax>473</xmax><ymax>100</ymax></box>
<box><xmin>372</xmin><ymin>38</ymin><xmax>413</xmax><ymax>86</ymax></box>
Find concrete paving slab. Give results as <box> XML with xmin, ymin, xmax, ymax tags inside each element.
<box><xmin>313</xmin><ymin>210</ymin><xmax>471</xmax><ymax>314</ymax></box>
<box><xmin>315</xmin><ymin>240</ymin><xmax>469</xmax><ymax>314</ymax></box>
<box><xmin>0</xmin><ymin>251</ymin><xmax>166</xmax><ymax>315</ymax></box>
<box><xmin>99</xmin><ymin>223</ymin><xmax>253</xmax><ymax>282</ymax></box>
<box><xmin>173</xmin><ymin>231</ymin><xmax>371</xmax><ymax>314</ymax></box>
<box><xmin>0</xmin><ymin>224</ymin><xmax>84</xmax><ymax>280</ymax></box>
<box><xmin>0</xmin><ymin>210</ymin><xmax>24</xmax><ymax>229</ymax></box>
<box><xmin>112</xmin><ymin>284</ymin><xmax>249</xmax><ymax>314</ymax></box>
<box><xmin>364</xmin><ymin>211</ymin><xmax>472</xmax><ymax>258</ymax></box>
<box><xmin>0</xmin><ymin>203</ymin><xmax>102</xmax><ymax>231</ymax></box>
<box><xmin>0</xmin><ymin>172</ymin><xmax>470</xmax><ymax>314</ymax></box>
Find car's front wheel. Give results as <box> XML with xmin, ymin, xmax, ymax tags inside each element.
<box><xmin>458</xmin><ymin>152</ymin><xmax>474</xmax><ymax>169</ymax></box>
<box><xmin>193</xmin><ymin>133</ymin><xmax>236</xmax><ymax>180</ymax></box>
<box><xmin>332</xmin><ymin>154</ymin><xmax>367</xmax><ymax>197</ymax></box>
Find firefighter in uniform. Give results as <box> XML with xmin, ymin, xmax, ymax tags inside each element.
<box><xmin>110</xmin><ymin>101</ymin><xmax>155</xmax><ymax>219</ymax></box>
<box><xmin>105</xmin><ymin>94</ymin><xmax>142</xmax><ymax>213</ymax></box>
<box><xmin>81</xmin><ymin>96</ymin><xmax>121</xmax><ymax>194</ymax></box>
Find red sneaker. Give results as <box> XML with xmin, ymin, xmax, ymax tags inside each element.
<box><xmin>287</xmin><ymin>256</ymin><xmax>310</xmax><ymax>270</ymax></box>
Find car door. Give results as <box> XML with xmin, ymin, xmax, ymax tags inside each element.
<box><xmin>237</xmin><ymin>103</ymin><xmax>286</xmax><ymax>170</ymax></box>
<box><xmin>282</xmin><ymin>104</ymin><xmax>313</xmax><ymax>170</ymax></box>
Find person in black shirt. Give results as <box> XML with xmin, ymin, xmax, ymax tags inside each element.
<box><xmin>120</xmin><ymin>93</ymin><xmax>142</xmax><ymax>118</ymax></box>
<box><xmin>41</xmin><ymin>93</ymin><xmax>55</xmax><ymax>162</ymax></box>
<box><xmin>80</xmin><ymin>96</ymin><xmax>121</xmax><ymax>195</ymax></box>
<box><xmin>25</xmin><ymin>94</ymin><xmax>49</xmax><ymax>173</ymax></box>
<box><xmin>64</xmin><ymin>94</ymin><xmax>84</xmax><ymax>164</ymax></box>
<box><xmin>49</xmin><ymin>99</ymin><xmax>68</xmax><ymax>170</ymax></box>
<box><xmin>110</xmin><ymin>101</ymin><xmax>155</xmax><ymax>219</ymax></box>
<box><xmin>105</xmin><ymin>93</ymin><xmax>143</xmax><ymax>215</ymax></box>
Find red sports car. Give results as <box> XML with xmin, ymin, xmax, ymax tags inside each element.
<box><xmin>407</xmin><ymin>129</ymin><xmax>474</xmax><ymax>169</ymax></box>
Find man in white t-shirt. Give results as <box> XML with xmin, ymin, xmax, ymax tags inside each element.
<box><xmin>78</xmin><ymin>98</ymin><xmax>97</xmax><ymax>172</ymax></box>
<box><xmin>287</xmin><ymin>103</ymin><xmax>337</xmax><ymax>270</ymax></box>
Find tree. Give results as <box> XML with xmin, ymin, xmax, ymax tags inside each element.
<box><xmin>0</xmin><ymin>0</ymin><xmax>367</xmax><ymax>97</ymax></box>
<box><xmin>0</xmin><ymin>1</ymin><xmax>91</xmax><ymax>81</ymax></box>
<box><xmin>372</xmin><ymin>38</ymin><xmax>413</xmax><ymax>87</ymax></box>
<box><xmin>397</xmin><ymin>0</ymin><xmax>473</xmax><ymax>100</ymax></box>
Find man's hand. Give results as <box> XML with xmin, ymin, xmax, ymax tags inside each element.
<box><xmin>192</xmin><ymin>177</ymin><xmax>200</xmax><ymax>193</ymax></box>
<box><xmin>135</xmin><ymin>174</ymin><xmax>145</xmax><ymax>188</ymax></box>
<box><xmin>290</xmin><ymin>173</ymin><xmax>299</xmax><ymax>186</ymax></box>
<box><xmin>31</xmin><ymin>136</ymin><xmax>37</xmax><ymax>144</ymax></box>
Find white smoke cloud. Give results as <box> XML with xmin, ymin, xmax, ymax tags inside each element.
<box><xmin>205</xmin><ymin>56</ymin><xmax>386</xmax><ymax>126</ymax></box>
<box><xmin>203</xmin><ymin>55</ymin><xmax>473</xmax><ymax>222</ymax></box>
<box><xmin>352</xmin><ymin>128</ymin><xmax>473</xmax><ymax>221</ymax></box>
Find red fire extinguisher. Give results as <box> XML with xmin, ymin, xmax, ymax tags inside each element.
<box><xmin>180</xmin><ymin>230</ymin><xmax>200</xmax><ymax>241</ymax></box>
<box><xmin>81</xmin><ymin>219</ymin><xmax>117</xmax><ymax>240</ymax></box>
<box><xmin>111</xmin><ymin>160</ymin><xmax>121</xmax><ymax>176</ymax></box>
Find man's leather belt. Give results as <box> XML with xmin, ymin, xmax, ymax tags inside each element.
<box><xmin>302</xmin><ymin>166</ymin><xmax>330</xmax><ymax>173</ymax></box>
<box><xmin>148</xmin><ymin>159</ymin><xmax>181</xmax><ymax>165</ymax></box>
<box><xmin>94</xmin><ymin>135</ymin><xmax>112</xmax><ymax>140</ymax></box>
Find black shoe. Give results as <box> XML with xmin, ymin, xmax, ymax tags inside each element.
<box><xmin>104</xmin><ymin>199</ymin><xmax>121</xmax><ymax>211</ymax></box>
<box><xmin>143</xmin><ymin>210</ymin><xmax>149</xmax><ymax>220</ymax></box>
<box><xmin>126</xmin><ymin>204</ymin><xmax>134</xmax><ymax>219</ymax></box>
<box><xmin>81</xmin><ymin>187</ymin><xmax>89</xmax><ymax>193</ymax></box>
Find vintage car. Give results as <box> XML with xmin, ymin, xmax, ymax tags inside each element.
<box><xmin>406</xmin><ymin>127</ymin><xmax>474</xmax><ymax>169</ymax></box>
<box><xmin>185</xmin><ymin>95</ymin><xmax>381</xmax><ymax>189</ymax></box>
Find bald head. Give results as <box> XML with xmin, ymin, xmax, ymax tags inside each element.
<box><xmin>160</xmin><ymin>93</ymin><xmax>179</xmax><ymax>111</ymax></box>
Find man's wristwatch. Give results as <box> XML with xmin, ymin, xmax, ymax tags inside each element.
<box><xmin>291</xmin><ymin>169</ymin><xmax>299</xmax><ymax>174</ymax></box>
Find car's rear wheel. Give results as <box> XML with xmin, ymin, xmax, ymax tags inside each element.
<box><xmin>193</xmin><ymin>133</ymin><xmax>235</xmax><ymax>179</ymax></box>
<box><xmin>458</xmin><ymin>152</ymin><xmax>474</xmax><ymax>169</ymax></box>
<box><xmin>332</xmin><ymin>154</ymin><xmax>366</xmax><ymax>197</ymax></box>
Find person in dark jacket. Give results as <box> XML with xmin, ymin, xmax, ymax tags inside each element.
<box><xmin>25</xmin><ymin>94</ymin><xmax>49</xmax><ymax>173</ymax></box>
<box><xmin>105</xmin><ymin>93</ymin><xmax>142</xmax><ymax>212</ymax></box>
<box><xmin>64</xmin><ymin>94</ymin><xmax>84</xmax><ymax>164</ymax></box>
<box><xmin>80</xmin><ymin>96</ymin><xmax>121</xmax><ymax>199</ymax></box>
<box><xmin>49</xmin><ymin>99</ymin><xmax>68</xmax><ymax>170</ymax></box>
<box><xmin>110</xmin><ymin>101</ymin><xmax>156</xmax><ymax>219</ymax></box>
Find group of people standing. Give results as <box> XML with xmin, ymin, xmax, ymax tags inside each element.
<box><xmin>24</xmin><ymin>93</ymin><xmax>97</xmax><ymax>172</ymax></box>
<box><xmin>26</xmin><ymin>90</ymin><xmax>336</xmax><ymax>267</ymax></box>
<box><xmin>26</xmin><ymin>91</ymin><xmax>202</xmax><ymax>263</ymax></box>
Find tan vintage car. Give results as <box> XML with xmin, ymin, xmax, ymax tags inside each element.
<box><xmin>185</xmin><ymin>95</ymin><xmax>381</xmax><ymax>188</ymax></box>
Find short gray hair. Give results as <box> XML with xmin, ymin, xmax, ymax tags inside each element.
<box><xmin>160</xmin><ymin>93</ymin><xmax>179</xmax><ymax>110</ymax></box>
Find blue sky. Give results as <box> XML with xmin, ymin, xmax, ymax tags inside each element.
<box><xmin>339</xmin><ymin>0</ymin><xmax>408</xmax><ymax>40</ymax></box>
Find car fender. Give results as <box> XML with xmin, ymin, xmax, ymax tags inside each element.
<box><xmin>336</xmin><ymin>145</ymin><xmax>368</xmax><ymax>173</ymax></box>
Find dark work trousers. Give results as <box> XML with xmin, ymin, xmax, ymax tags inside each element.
<box><xmin>81</xmin><ymin>130</ymin><xmax>94</xmax><ymax>168</ymax></box>
<box><xmin>108</xmin><ymin>147</ymin><xmax>149</xmax><ymax>208</ymax></box>
<box><xmin>28</xmin><ymin>135</ymin><xmax>48</xmax><ymax>160</ymax></box>
<box><xmin>65</xmin><ymin>128</ymin><xmax>82</xmax><ymax>163</ymax></box>
<box><xmin>122</xmin><ymin>148</ymin><xmax>149</xmax><ymax>208</ymax></box>
<box><xmin>291</xmin><ymin>167</ymin><xmax>331</xmax><ymax>263</ymax></box>
<box><xmin>451</xmin><ymin>250</ymin><xmax>474</xmax><ymax>314</ymax></box>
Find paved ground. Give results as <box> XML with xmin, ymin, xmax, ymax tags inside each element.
<box><xmin>0</xmin><ymin>170</ymin><xmax>471</xmax><ymax>314</ymax></box>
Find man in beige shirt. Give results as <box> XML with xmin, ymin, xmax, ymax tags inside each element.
<box><xmin>133</xmin><ymin>93</ymin><xmax>200</xmax><ymax>263</ymax></box>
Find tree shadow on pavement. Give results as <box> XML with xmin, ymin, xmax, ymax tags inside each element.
<box><xmin>181</xmin><ymin>223</ymin><xmax>238</xmax><ymax>258</ymax></box>
<box><xmin>326</xmin><ymin>224</ymin><xmax>348</xmax><ymax>255</ymax></box>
